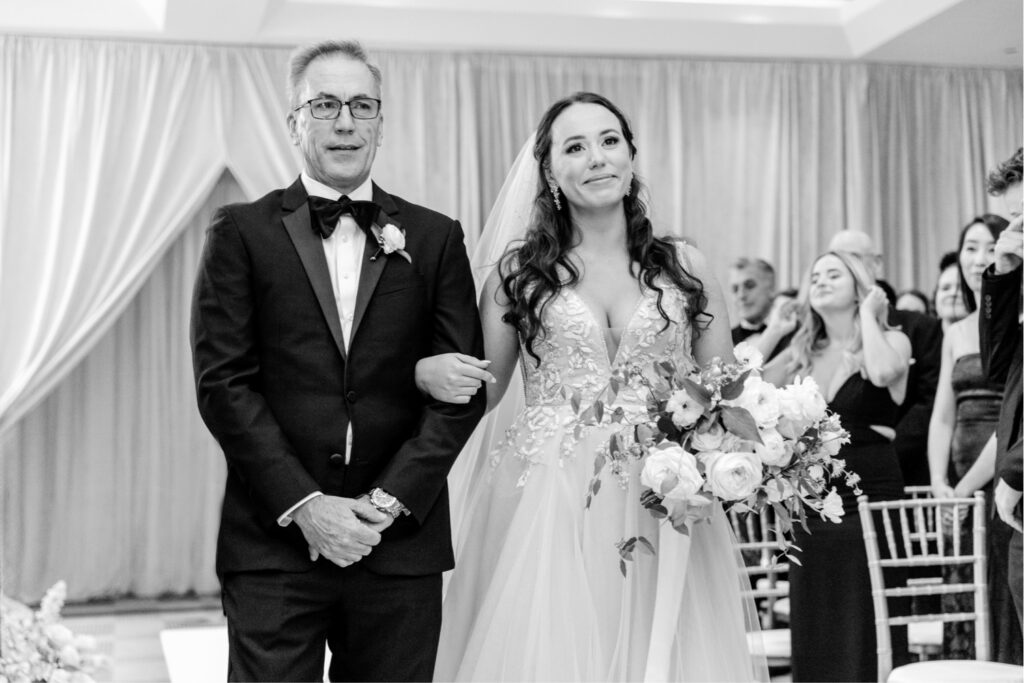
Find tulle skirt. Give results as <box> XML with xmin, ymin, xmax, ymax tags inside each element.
<box><xmin>436</xmin><ymin>404</ymin><xmax>768</xmax><ymax>682</ymax></box>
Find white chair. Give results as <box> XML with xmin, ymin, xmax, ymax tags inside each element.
<box><xmin>728</xmin><ymin>507</ymin><xmax>791</xmax><ymax>671</ymax></box>
<box><xmin>859</xmin><ymin>492</ymin><xmax>1024</xmax><ymax>682</ymax></box>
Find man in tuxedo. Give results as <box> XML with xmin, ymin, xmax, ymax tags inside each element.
<box><xmin>982</xmin><ymin>148</ymin><xmax>1023</xmax><ymax>624</ymax></box>
<box><xmin>827</xmin><ymin>230</ymin><xmax>942</xmax><ymax>488</ymax></box>
<box><xmin>190</xmin><ymin>40</ymin><xmax>485</xmax><ymax>681</ymax></box>
<box><xmin>728</xmin><ymin>257</ymin><xmax>775</xmax><ymax>345</ymax></box>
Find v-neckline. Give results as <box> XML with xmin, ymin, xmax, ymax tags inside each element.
<box><xmin>566</xmin><ymin>288</ymin><xmax>647</xmax><ymax>367</ymax></box>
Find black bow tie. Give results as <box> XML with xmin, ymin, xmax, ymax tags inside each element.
<box><xmin>308</xmin><ymin>195</ymin><xmax>380</xmax><ymax>239</ymax></box>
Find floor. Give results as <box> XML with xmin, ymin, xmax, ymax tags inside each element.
<box><xmin>60</xmin><ymin>598</ymin><xmax>793</xmax><ymax>682</ymax></box>
<box><xmin>62</xmin><ymin>597</ymin><xmax>225</xmax><ymax>683</ymax></box>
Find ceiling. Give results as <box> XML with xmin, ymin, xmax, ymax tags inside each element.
<box><xmin>2</xmin><ymin>0</ymin><xmax>1021</xmax><ymax>67</ymax></box>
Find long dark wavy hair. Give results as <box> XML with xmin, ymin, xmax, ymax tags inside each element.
<box><xmin>498</xmin><ymin>91</ymin><xmax>708</xmax><ymax>362</ymax></box>
<box><xmin>956</xmin><ymin>214</ymin><xmax>1008</xmax><ymax>313</ymax></box>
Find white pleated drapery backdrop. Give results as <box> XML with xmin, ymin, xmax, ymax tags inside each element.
<box><xmin>1</xmin><ymin>34</ymin><xmax>1020</xmax><ymax>600</ymax></box>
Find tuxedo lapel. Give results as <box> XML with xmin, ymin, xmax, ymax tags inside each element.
<box><xmin>350</xmin><ymin>184</ymin><xmax>401</xmax><ymax>345</ymax></box>
<box><xmin>281</xmin><ymin>179</ymin><xmax>347</xmax><ymax>361</ymax></box>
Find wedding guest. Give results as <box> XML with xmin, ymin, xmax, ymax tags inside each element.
<box><xmin>828</xmin><ymin>230</ymin><xmax>942</xmax><ymax>487</ymax></box>
<box><xmin>743</xmin><ymin>287</ymin><xmax>800</xmax><ymax>363</ymax></box>
<box><xmin>982</xmin><ymin>148</ymin><xmax>1024</xmax><ymax>628</ymax></box>
<box><xmin>896</xmin><ymin>289</ymin><xmax>930</xmax><ymax>315</ymax></box>
<box><xmin>926</xmin><ymin>214</ymin><xmax>1020</xmax><ymax>663</ymax></box>
<box><xmin>190</xmin><ymin>39</ymin><xmax>484</xmax><ymax>681</ymax></box>
<box><xmin>935</xmin><ymin>252</ymin><xmax>969</xmax><ymax>331</ymax></box>
<box><xmin>729</xmin><ymin>257</ymin><xmax>776</xmax><ymax>344</ymax></box>
<box><xmin>763</xmin><ymin>250</ymin><xmax>912</xmax><ymax>681</ymax></box>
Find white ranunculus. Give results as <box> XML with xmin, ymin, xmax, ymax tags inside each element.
<box><xmin>381</xmin><ymin>224</ymin><xmax>405</xmax><ymax>253</ymax></box>
<box><xmin>754</xmin><ymin>427</ymin><xmax>793</xmax><ymax>467</ymax></box>
<box><xmin>702</xmin><ymin>449</ymin><xmax>763</xmax><ymax>501</ymax></box>
<box><xmin>807</xmin><ymin>463</ymin><xmax>825</xmax><ymax>483</ymax></box>
<box><xmin>59</xmin><ymin>644</ymin><xmax>82</xmax><ymax>668</ymax></box>
<box><xmin>666</xmin><ymin>388</ymin><xmax>705</xmax><ymax>429</ymax></box>
<box><xmin>733</xmin><ymin>342</ymin><xmax>764</xmax><ymax>370</ymax></box>
<box><xmin>726</xmin><ymin>375</ymin><xmax>780</xmax><ymax>429</ymax></box>
<box><xmin>777</xmin><ymin>375</ymin><xmax>828</xmax><ymax>424</ymax></box>
<box><xmin>818</xmin><ymin>487</ymin><xmax>844</xmax><ymax>523</ymax></box>
<box><xmin>690</xmin><ymin>421</ymin><xmax>726</xmax><ymax>452</ymax></box>
<box><xmin>641</xmin><ymin>444</ymin><xmax>704</xmax><ymax>502</ymax></box>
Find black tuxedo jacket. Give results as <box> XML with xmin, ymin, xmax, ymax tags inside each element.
<box><xmin>191</xmin><ymin>178</ymin><xmax>485</xmax><ymax>577</ymax></box>
<box><xmin>980</xmin><ymin>264</ymin><xmax>1023</xmax><ymax>493</ymax></box>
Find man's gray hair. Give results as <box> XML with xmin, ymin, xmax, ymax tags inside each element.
<box><xmin>286</xmin><ymin>40</ymin><xmax>383</xmax><ymax>107</ymax></box>
<box><xmin>730</xmin><ymin>257</ymin><xmax>775</xmax><ymax>289</ymax></box>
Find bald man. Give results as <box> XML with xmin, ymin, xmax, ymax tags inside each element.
<box><xmin>827</xmin><ymin>230</ymin><xmax>942</xmax><ymax>488</ymax></box>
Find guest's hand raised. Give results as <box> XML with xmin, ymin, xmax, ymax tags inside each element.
<box><xmin>993</xmin><ymin>215</ymin><xmax>1023</xmax><ymax>275</ymax></box>
<box><xmin>293</xmin><ymin>495</ymin><xmax>387</xmax><ymax>568</ymax></box>
<box><xmin>416</xmin><ymin>353</ymin><xmax>495</xmax><ymax>404</ymax></box>
<box><xmin>765</xmin><ymin>300</ymin><xmax>799</xmax><ymax>337</ymax></box>
<box><xmin>858</xmin><ymin>286</ymin><xmax>889</xmax><ymax>324</ymax></box>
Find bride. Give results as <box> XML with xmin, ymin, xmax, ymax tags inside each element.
<box><xmin>420</xmin><ymin>92</ymin><xmax>767</xmax><ymax>682</ymax></box>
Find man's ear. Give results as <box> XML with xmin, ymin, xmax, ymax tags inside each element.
<box><xmin>286</xmin><ymin>112</ymin><xmax>299</xmax><ymax>145</ymax></box>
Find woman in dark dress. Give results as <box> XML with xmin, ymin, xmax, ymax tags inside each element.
<box><xmin>764</xmin><ymin>250</ymin><xmax>912</xmax><ymax>682</ymax></box>
<box><xmin>928</xmin><ymin>215</ymin><xmax>1021</xmax><ymax>663</ymax></box>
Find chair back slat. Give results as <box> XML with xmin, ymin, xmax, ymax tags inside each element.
<box><xmin>881</xmin><ymin>506</ymin><xmax>898</xmax><ymax>558</ymax></box>
<box><xmin>727</xmin><ymin>506</ymin><xmax>789</xmax><ymax>631</ymax></box>
<box><xmin>897</xmin><ymin>506</ymin><xmax>913</xmax><ymax>557</ymax></box>
<box><xmin>858</xmin><ymin>491</ymin><xmax>988</xmax><ymax>683</ymax></box>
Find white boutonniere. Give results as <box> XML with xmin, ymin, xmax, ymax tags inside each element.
<box><xmin>370</xmin><ymin>222</ymin><xmax>411</xmax><ymax>263</ymax></box>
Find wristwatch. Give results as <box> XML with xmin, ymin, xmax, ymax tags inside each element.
<box><xmin>369</xmin><ymin>488</ymin><xmax>407</xmax><ymax>518</ymax></box>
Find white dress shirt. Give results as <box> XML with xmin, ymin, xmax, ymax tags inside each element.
<box><xmin>277</xmin><ymin>173</ymin><xmax>372</xmax><ymax>526</ymax></box>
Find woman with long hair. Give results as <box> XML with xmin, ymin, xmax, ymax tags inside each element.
<box><xmin>422</xmin><ymin>92</ymin><xmax>765</xmax><ymax>681</ymax></box>
<box><xmin>927</xmin><ymin>214</ymin><xmax>1021</xmax><ymax>663</ymax></box>
<box><xmin>762</xmin><ymin>250</ymin><xmax>912</xmax><ymax>681</ymax></box>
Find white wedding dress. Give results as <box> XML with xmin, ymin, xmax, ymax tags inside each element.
<box><xmin>435</xmin><ymin>267</ymin><xmax>767</xmax><ymax>682</ymax></box>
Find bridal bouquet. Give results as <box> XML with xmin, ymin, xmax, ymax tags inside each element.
<box><xmin>0</xmin><ymin>581</ymin><xmax>107</xmax><ymax>683</ymax></box>
<box><xmin>576</xmin><ymin>346</ymin><xmax>858</xmax><ymax>573</ymax></box>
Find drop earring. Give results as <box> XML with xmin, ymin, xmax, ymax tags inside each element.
<box><xmin>548</xmin><ymin>180</ymin><xmax>562</xmax><ymax>211</ymax></box>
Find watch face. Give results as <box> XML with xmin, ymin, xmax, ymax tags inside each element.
<box><xmin>372</xmin><ymin>489</ymin><xmax>396</xmax><ymax>507</ymax></box>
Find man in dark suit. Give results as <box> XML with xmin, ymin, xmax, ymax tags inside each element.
<box><xmin>828</xmin><ymin>230</ymin><xmax>943</xmax><ymax>488</ymax></box>
<box><xmin>190</xmin><ymin>40</ymin><xmax>484</xmax><ymax>681</ymax></box>
<box><xmin>982</xmin><ymin>148</ymin><xmax>1023</xmax><ymax>625</ymax></box>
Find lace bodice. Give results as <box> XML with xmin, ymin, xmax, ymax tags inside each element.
<box><xmin>520</xmin><ymin>285</ymin><xmax>694</xmax><ymax>408</ymax></box>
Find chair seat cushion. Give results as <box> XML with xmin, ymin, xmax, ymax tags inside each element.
<box><xmin>908</xmin><ymin>620</ymin><xmax>942</xmax><ymax>647</ymax></box>
<box><xmin>889</xmin><ymin>660</ymin><xmax>1024</xmax><ymax>682</ymax></box>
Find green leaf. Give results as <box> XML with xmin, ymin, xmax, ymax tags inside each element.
<box><xmin>571</xmin><ymin>389</ymin><xmax>582</xmax><ymax>413</ymax></box>
<box><xmin>609</xmin><ymin>435</ymin><xmax>620</xmax><ymax>456</ymax></box>
<box><xmin>649</xmin><ymin>505</ymin><xmax>668</xmax><ymax>519</ymax></box>
<box><xmin>585</xmin><ymin>493</ymin><xmax>592</xmax><ymax>509</ymax></box>
<box><xmin>612</xmin><ymin>407</ymin><xmax>625</xmax><ymax>424</ymax></box>
<box><xmin>672</xmin><ymin>517</ymin><xmax>691</xmax><ymax>535</ymax></box>
<box><xmin>720</xmin><ymin>406</ymin><xmax>763</xmax><ymax>444</ymax></box>
<box><xmin>594</xmin><ymin>401</ymin><xmax>604</xmax><ymax>423</ymax></box>
<box><xmin>679</xmin><ymin>377</ymin><xmax>714</xmax><ymax>408</ymax></box>
<box><xmin>619</xmin><ymin>560</ymin><xmax>628</xmax><ymax>577</ymax></box>
<box><xmin>637</xmin><ymin>536</ymin><xmax>656</xmax><ymax>555</ymax></box>
<box><xmin>719</xmin><ymin>369</ymin><xmax>751</xmax><ymax>401</ymax></box>
<box><xmin>592</xmin><ymin>478</ymin><xmax>602</xmax><ymax>496</ymax></box>
<box><xmin>580</xmin><ymin>406</ymin><xmax>595</xmax><ymax>423</ymax></box>
<box><xmin>594</xmin><ymin>455</ymin><xmax>605</xmax><ymax>475</ymax></box>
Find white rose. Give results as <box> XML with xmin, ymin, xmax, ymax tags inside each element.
<box><xmin>754</xmin><ymin>427</ymin><xmax>792</xmax><ymax>467</ymax></box>
<box><xmin>666</xmin><ymin>388</ymin><xmax>705</xmax><ymax>429</ymax></box>
<box><xmin>817</xmin><ymin>487</ymin><xmax>844</xmax><ymax>523</ymax></box>
<box><xmin>807</xmin><ymin>463</ymin><xmax>825</xmax><ymax>483</ymax></box>
<box><xmin>733</xmin><ymin>342</ymin><xmax>764</xmax><ymax>370</ymax></box>
<box><xmin>641</xmin><ymin>444</ymin><xmax>704</xmax><ymax>502</ymax></box>
<box><xmin>50</xmin><ymin>671</ymin><xmax>72</xmax><ymax>683</ymax></box>
<box><xmin>725</xmin><ymin>375</ymin><xmax>780</xmax><ymax>429</ymax></box>
<box><xmin>702</xmin><ymin>449</ymin><xmax>763</xmax><ymax>501</ymax></box>
<box><xmin>381</xmin><ymin>224</ymin><xmax>405</xmax><ymax>253</ymax></box>
<box><xmin>777</xmin><ymin>376</ymin><xmax>828</xmax><ymax>425</ymax></box>
<box><xmin>45</xmin><ymin>623</ymin><xmax>75</xmax><ymax>647</ymax></box>
<box><xmin>690</xmin><ymin>421</ymin><xmax>725</xmax><ymax>452</ymax></box>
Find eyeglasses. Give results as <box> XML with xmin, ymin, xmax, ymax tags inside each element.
<box><xmin>293</xmin><ymin>96</ymin><xmax>381</xmax><ymax>120</ymax></box>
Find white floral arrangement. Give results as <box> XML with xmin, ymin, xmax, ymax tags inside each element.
<box><xmin>1</xmin><ymin>582</ymin><xmax>108</xmax><ymax>683</ymax></box>
<box><xmin>576</xmin><ymin>347</ymin><xmax>859</xmax><ymax>574</ymax></box>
